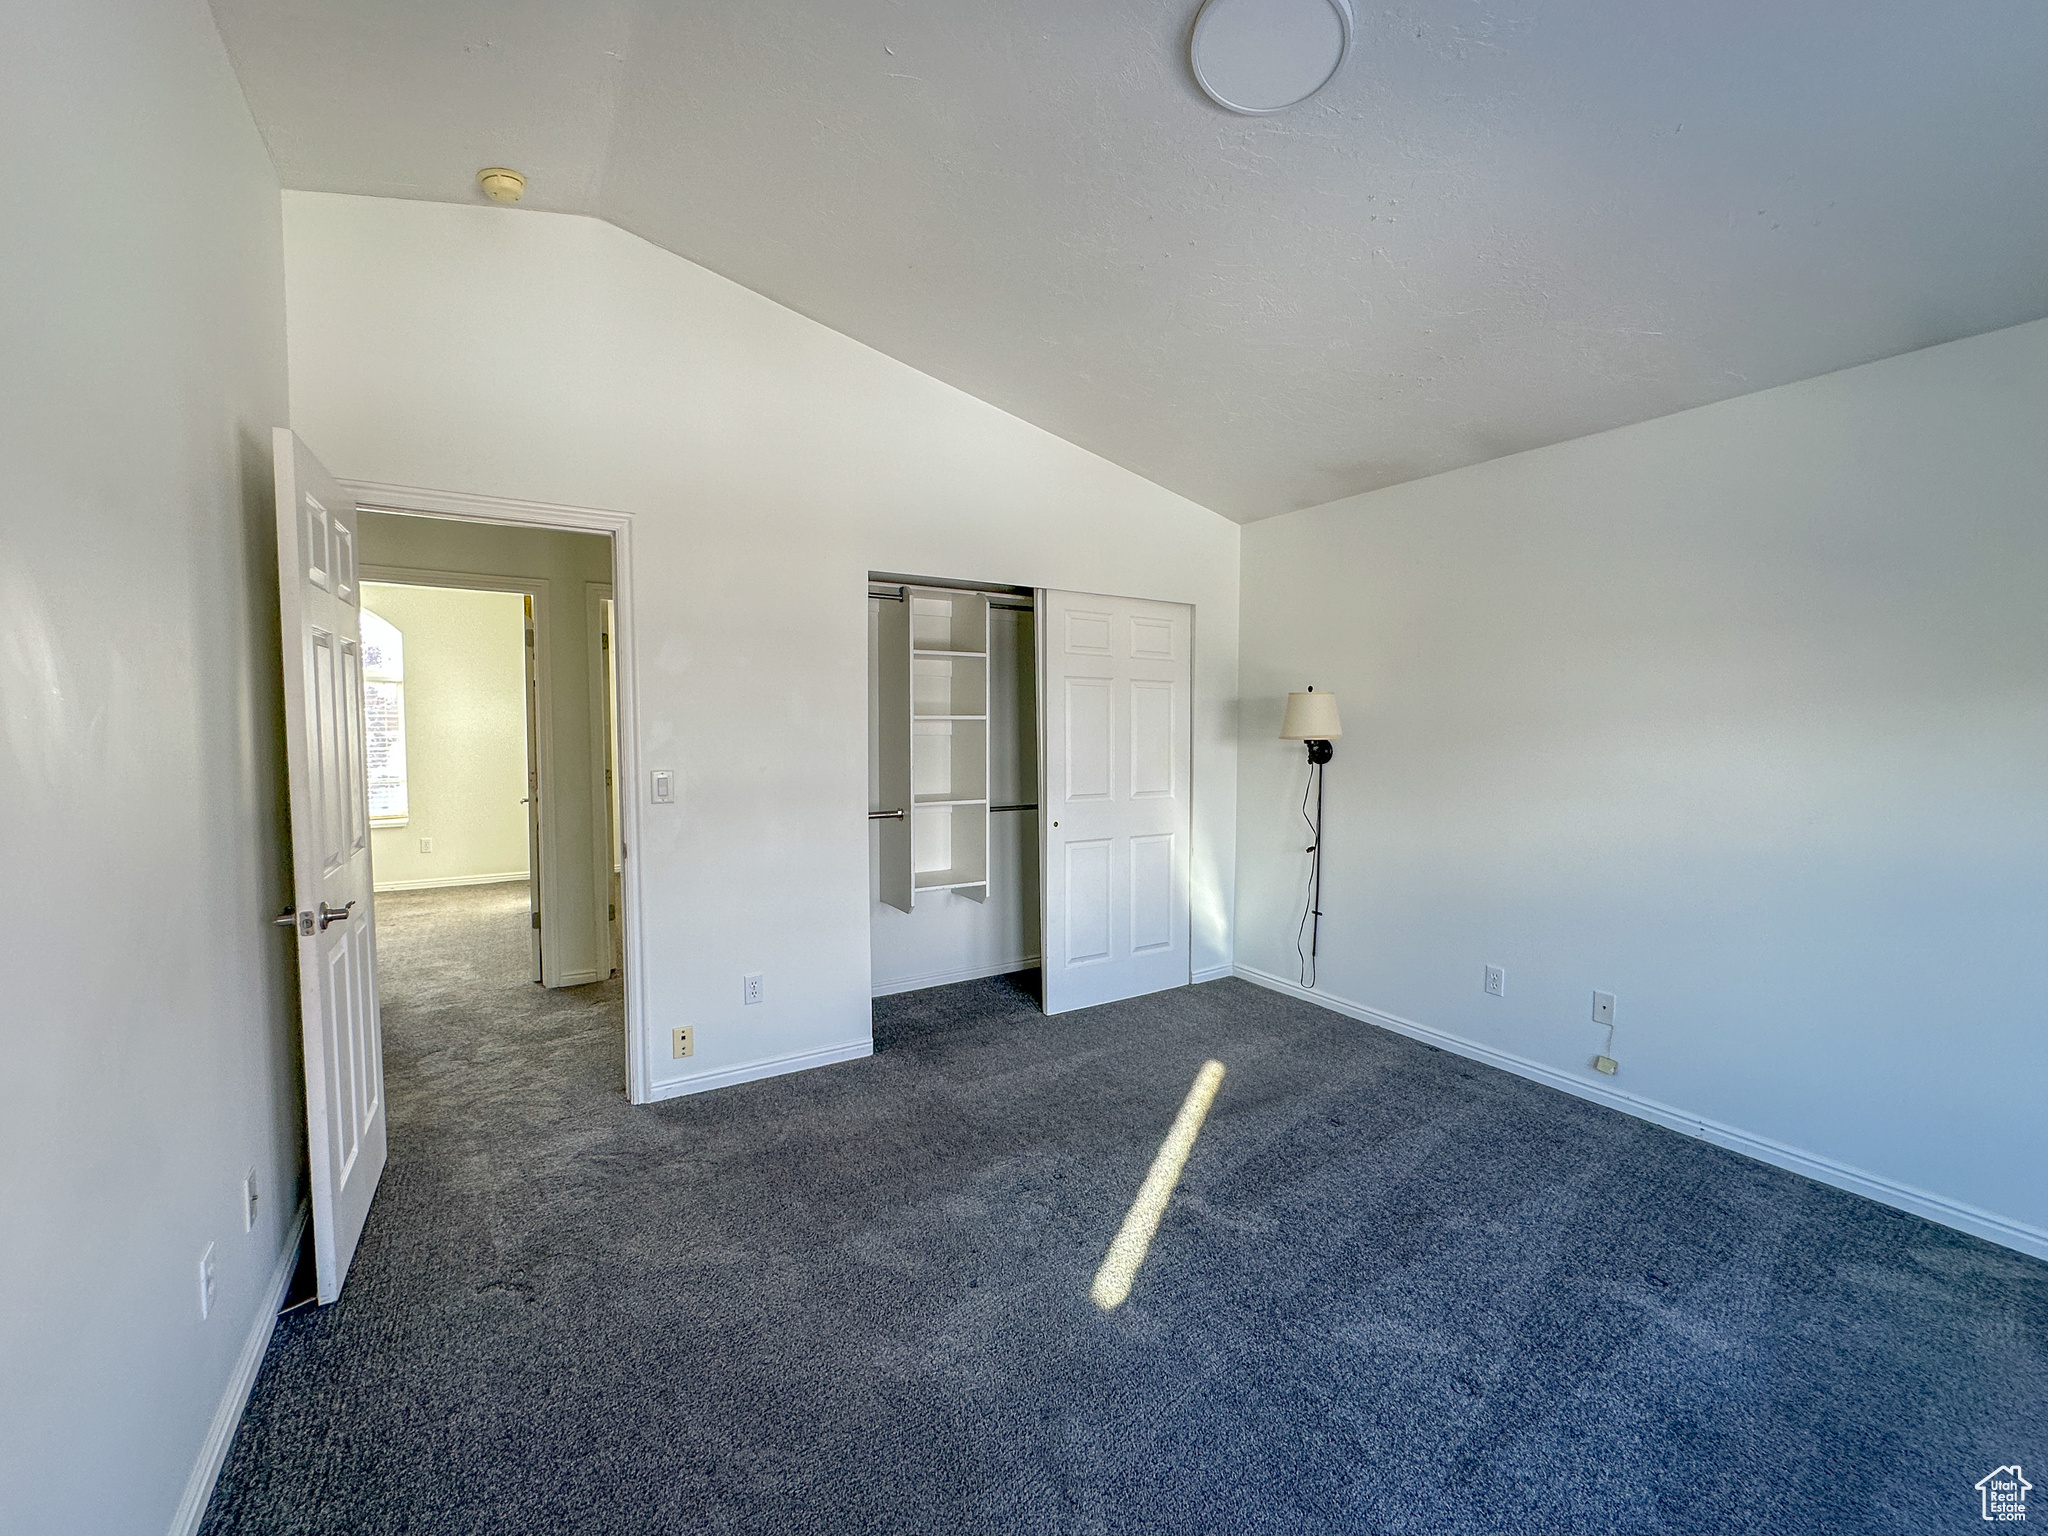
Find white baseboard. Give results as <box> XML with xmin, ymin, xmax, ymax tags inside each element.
<box><xmin>372</xmin><ymin>872</ymin><xmax>528</xmax><ymax>893</ymax></box>
<box><xmin>167</xmin><ymin>1202</ymin><xmax>308</xmax><ymax>1536</ymax></box>
<box><xmin>554</xmin><ymin>969</ymin><xmax>604</xmax><ymax>987</ymax></box>
<box><xmin>646</xmin><ymin>1038</ymin><xmax>875</xmax><ymax>1102</ymax></box>
<box><xmin>1233</xmin><ymin>964</ymin><xmax>2048</xmax><ymax>1263</ymax></box>
<box><xmin>871</xmin><ymin>957</ymin><xmax>1039</xmax><ymax>997</ymax></box>
<box><xmin>1191</xmin><ymin>962</ymin><xmax>1234</xmax><ymax>984</ymax></box>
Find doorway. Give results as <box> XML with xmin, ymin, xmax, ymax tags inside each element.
<box><xmin>355</xmin><ymin>506</ymin><xmax>636</xmax><ymax>1093</ymax></box>
<box><xmin>360</xmin><ymin>581</ymin><xmax>541</xmax><ymax>982</ymax></box>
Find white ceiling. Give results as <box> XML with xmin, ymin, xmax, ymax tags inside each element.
<box><xmin>211</xmin><ymin>0</ymin><xmax>2048</xmax><ymax>521</ymax></box>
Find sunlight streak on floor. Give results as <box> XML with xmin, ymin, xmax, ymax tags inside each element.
<box><xmin>1090</xmin><ymin>1059</ymin><xmax>1226</xmax><ymax>1310</ymax></box>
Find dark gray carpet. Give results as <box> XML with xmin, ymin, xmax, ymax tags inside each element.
<box><xmin>202</xmin><ymin>884</ymin><xmax>2046</xmax><ymax>1534</ymax></box>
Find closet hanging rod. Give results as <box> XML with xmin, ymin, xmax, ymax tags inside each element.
<box><xmin>868</xmin><ymin>586</ymin><xmax>1034</xmax><ymax>612</ymax></box>
<box><xmin>869</xmin><ymin>573</ymin><xmax>1032</xmax><ymax>597</ymax></box>
<box><xmin>869</xmin><ymin>805</ymin><xmax>1035</xmax><ymax>818</ymax></box>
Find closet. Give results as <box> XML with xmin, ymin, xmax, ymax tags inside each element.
<box><xmin>869</xmin><ymin>574</ymin><xmax>1196</xmax><ymax>1013</ymax></box>
<box><xmin>869</xmin><ymin>579</ymin><xmax>1039</xmax><ymax>995</ymax></box>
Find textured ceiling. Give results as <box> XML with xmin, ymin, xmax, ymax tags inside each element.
<box><xmin>212</xmin><ymin>0</ymin><xmax>2048</xmax><ymax>521</ymax></box>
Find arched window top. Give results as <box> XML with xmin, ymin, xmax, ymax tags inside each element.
<box><xmin>362</xmin><ymin>608</ymin><xmax>403</xmax><ymax>683</ymax></box>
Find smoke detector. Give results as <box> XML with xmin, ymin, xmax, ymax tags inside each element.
<box><xmin>1190</xmin><ymin>0</ymin><xmax>1353</xmax><ymax>115</ymax></box>
<box><xmin>477</xmin><ymin>168</ymin><xmax>527</xmax><ymax>203</ymax></box>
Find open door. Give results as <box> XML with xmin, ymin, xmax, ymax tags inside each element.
<box><xmin>1038</xmin><ymin>590</ymin><xmax>1194</xmax><ymax>1015</ymax></box>
<box><xmin>523</xmin><ymin>594</ymin><xmax>544</xmax><ymax>983</ymax></box>
<box><xmin>273</xmin><ymin>428</ymin><xmax>387</xmax><ymax>1304</ymax></box>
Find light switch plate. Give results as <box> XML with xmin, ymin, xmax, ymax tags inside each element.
<box><xmin>650</xmin><ymin>769</ymin><xmax>675</xmax><ymax>804</ymax></box>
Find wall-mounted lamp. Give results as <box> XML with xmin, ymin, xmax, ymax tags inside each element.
<box><xmin>1280</xmin><ymin>687</ymin><xmax>1342</xmax><ymax>763</ymax></box>
<box><xmin>1280</xmin><ymin>687</ymin><xmax>1342</xmax><ymax>988</ymax></box>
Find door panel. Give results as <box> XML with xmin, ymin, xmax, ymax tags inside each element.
<box><xmin>1065</xmin><ymin>839</ymin><xmax>1113</xmax><ymax>963</ymax></box>
<box><xmin>274</xmin><ymin>428</ymin><xmax>386</xmax><ymax>1305</ymax></box>
<box><xmin>1064</xmin><ymin>608</ymin><xmax>1112</xmax><ymax>654</ymax></box>
<box><xmin>1038</xmin><ymin>589</ymin><xmax>1193</xmax><ymax>1014</ymax></box>
<box><xmin>1130</xmin><ymin>833</ymin><xmax>1175</xmax><ymax>953</ymax></box>
<box><xmin>1129</xmin><ymin>680</ymin><xmax>1175</xmax><ymax>798</ymax></box>
<box><xmin>1064</xmin><ymin>678</ymin><xmax>1114</xmax><ymax>800</ymax></box>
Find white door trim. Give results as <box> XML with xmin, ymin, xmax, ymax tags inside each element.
<box><xmin>340</xmin><ymin>479</ymin><xmax>653</xmax><ymax>1105</ymax></box>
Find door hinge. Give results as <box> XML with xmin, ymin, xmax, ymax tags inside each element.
<box><xmin>525</xmin><ymin>629</ymin><xmax>535</xmax><ymax>648</ymax></box>
<box><xmin>609</xmin><ymin>902</ymin><xmax>617</xmax><ymax>921</ymax></box>
<box><xmin>605</xmin><ymin>768</ymin><xmax>612</xmax><ymax>787</ymax></box>
<box><xmin>601</xmin><ymin>632</ymin><xmax>609</xmax><ymax>650</ymax></box>
<box><xmin>532</xmin><ymin>911</ymin><xmax>541</xmax><ymax>930</ymax></box>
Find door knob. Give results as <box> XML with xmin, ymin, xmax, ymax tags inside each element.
<box><xmin>318</xmin><ymin>900</ymin><xmax>357</xmax><ymax>931</ymax></box>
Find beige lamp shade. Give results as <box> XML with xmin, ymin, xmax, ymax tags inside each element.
<box><xmin>1280</xmin><ymin>690</ymin><xmax>1342</xmax><ymax>740</ymax></box>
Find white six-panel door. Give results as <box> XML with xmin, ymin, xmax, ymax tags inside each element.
<box><xmin>274</xmin><ymin>428</ymin><xmax>387</xmax><ymax>1305</ymax></box>
<box><xmin>1038</xmin><ymin>590</ymin><xmax>1193</xmax><ymax>1014</ymax></box>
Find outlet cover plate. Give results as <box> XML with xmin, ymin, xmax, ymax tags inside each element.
<box><xmin>672</xmin><ymin>1026</ymin><xmax>694</xmax><ymax>1058</ymax></box>
<box><xmin>1593</xmin><ymin>991</ymin><xmax>1616</xmax><ymax>1026</ymax></box>
<box><xmin>1484</xmin><ymin>965</ymin><xmax>1505</xmax><ymax>998</ymax></box>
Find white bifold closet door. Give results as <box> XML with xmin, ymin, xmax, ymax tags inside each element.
<box><xmin>1037</xmin><ymin>589</ymin><xmax>1193</xmax><ymax>1014</ymax></box>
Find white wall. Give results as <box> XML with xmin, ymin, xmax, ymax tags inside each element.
<box><xmin>0</xmin><ymin>2</ymin><xmax>301</xmax><ymax>1531</ymax></box>
<box><xmin>283</xmin><ymin>192</ymin><xmax>1242</xmax><ymax>1096</ymax></box>
<box><xmin>1236</xmin><ymin>318</ymin><xmax>2048</xmax><ymax>1256</ymax></box>
<box><xmin>358</xmin><ymin>514</ymin><xmax>614</xmax><ymax>985</ymax></box>
<box><xmin>363</xmin><ymin>583</ymin><xmax>530</xmax><ymax>888</ymax></box>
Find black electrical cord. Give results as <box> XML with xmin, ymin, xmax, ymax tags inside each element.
<box><xmin>1296</xmin><ymin>755</ymin><xmax>1324</xmax><ymax>988</ymax></box>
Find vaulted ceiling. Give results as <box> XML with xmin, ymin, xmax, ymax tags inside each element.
<box><xmin>211</xmin><ymin>0</ymin><xmax>2048</xmax><ymax>521</ymax></box>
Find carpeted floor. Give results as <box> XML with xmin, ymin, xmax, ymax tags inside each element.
<box><xmin>202</xmin><ymin>883</ymin><xmax>2045</xmax><ymax>1534</ymax></box>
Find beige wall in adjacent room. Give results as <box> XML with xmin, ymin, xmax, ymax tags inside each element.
<box><xmin>0</xmin><ymin>2</ymin><xmax>301</xmax><ymax>1530</ymax></box>
<box><xmin>1235</xmin><ymin>317</ymin><xmax>2048</xmax><ymax>1259</ymax></box>
<box><xmin>363</xmin><ymin>583</ymin><xmax>530</xmax><ymax>889</ymax></box>
<box><xmin>358</xmin><ymin>514</ymin><xmax>614</xmax><ymax>986</ymax></box>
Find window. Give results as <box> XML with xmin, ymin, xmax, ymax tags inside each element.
<box><xmin>362</xmin><ymin>608</ymin><xmax>408</xmax><ymax>826</ymax></box>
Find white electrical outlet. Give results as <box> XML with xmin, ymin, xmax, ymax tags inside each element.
<box><xmin>198</xmin><ymin>1244</ymin><xmax>216</xmax><ymax>1320</ymax></box>
<box><xmin>243</xmin><ymin>1170</ymin><xmax>259</xmax><ymax>1233</ymax></box>
<box><xmin>419</xmin><ymin>837</ymin><xmax>433</xmax><ymax>853</ymax></box>
<box><xmin>743</xmin><ymin>973</ymin><xmax>764</xmax><ymax>1006</ymax></box>
<box><xmin>1484</xmin><ymin>965</ymin><xmax>1505</xmax><ymax>998</ymax></box>
<box><xmin>1592</xmin><ymin>991</ymin><xmax>1615</xmax><ymax>1026</ymax></box>
<box><xmin>672</xmin><ymin>1026</ymin><xmax>694</xmax><ymax>1058</ymax></box>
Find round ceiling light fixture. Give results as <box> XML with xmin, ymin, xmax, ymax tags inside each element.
<box><xmin>1190</xmin><ymin>0</ymin><xmax>1353</xmax><ymax>116</ymax></box>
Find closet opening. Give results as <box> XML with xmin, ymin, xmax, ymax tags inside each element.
<box><xmin>869</xmin><ymin>572</ymin><xmax>1196</xmax><ymax>1018</ymax></box>
<box><xmin>868</xmin><ymin>576</ymin><xmax>1042</xmax><ymax>1002</ymax></box>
